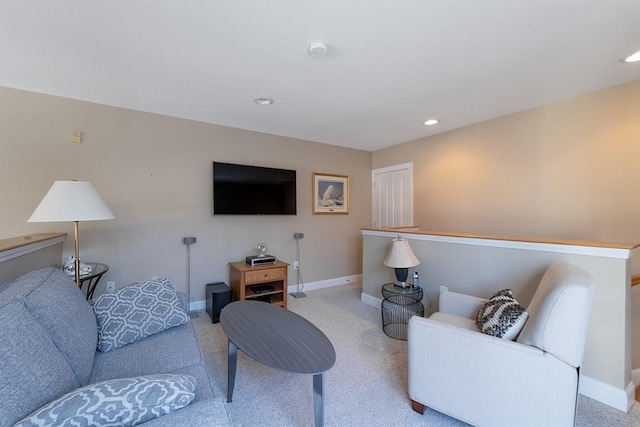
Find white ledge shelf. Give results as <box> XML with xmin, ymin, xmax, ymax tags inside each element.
<box><xmin>0</xmin><ymin>233</ymin><xmax>67</xmax><ymax>264</ymax></box>
<box><xmin>361</xmin><ymin>228</ymin><xmax>639</xmax><ymax>260</ymax></box>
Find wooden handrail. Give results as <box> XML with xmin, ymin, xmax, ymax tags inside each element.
<box><xmin>632</xmin><ymin>276</ymin><xmax>640</xmax><ymax>287</ymax></box>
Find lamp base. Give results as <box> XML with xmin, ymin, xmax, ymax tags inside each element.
<box><xmin>394</xmin><ymin>282</ymin><xmax>411</xmax><ymax>289</ymax></box>
<box><xmin>394</xmin><ymin>267</ymin><xmax>409</xmax><ymax>283</ymax></box>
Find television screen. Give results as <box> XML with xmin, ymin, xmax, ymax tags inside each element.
<box><xmin>213</xmin><ymin>162</ymin><xmax>297</xmax><ymax>215</ymax></box>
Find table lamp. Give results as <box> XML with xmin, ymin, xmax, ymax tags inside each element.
<box><xmin>28</xmin><ymin>181</ymin><xmax>115</xmax><ymax>285</ymax></box>
<box><xmin>384</xmin><ymin>236</ymin><xmax>420</xmax><ymax>288</ymax></box>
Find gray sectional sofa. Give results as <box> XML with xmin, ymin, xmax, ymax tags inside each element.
<box><xmin>0</xmin><ymin>267</ymin><xmax>226</xmax><ymax>426</ymax></box>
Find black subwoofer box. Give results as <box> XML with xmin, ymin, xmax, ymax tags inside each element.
<box><xmin>205</xmin><ymin>282</ymin><xmax>231</xmax><ymax>323</ymax></box>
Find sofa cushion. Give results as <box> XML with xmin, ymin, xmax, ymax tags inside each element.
<box><xmin>13</xmin><ymin>374</ymin><xmax>196</xmax><ymax>427</ymax></box>
<box><xmin>19</xmin><ymin>267</ymin><xmax>98</xmax><ymax>385</ymax></box>
<box><xmin>476</xmin><ymin>289</ymin><xmax>528</xmax><ymax>340</ymax></box>
<box><xmin>0</xmin><ymin>299</ymin><xmax>80</xmax><ymax>426</ymax></box>
<box><xmin>90</xmin><ymin>322</ymin><xmax>204</xmax><ymax>384</ymax></box>
<box><xmin>93</xmin><ymin>278</ymin><xmax>189</xmax><ymax>352</ymax></box>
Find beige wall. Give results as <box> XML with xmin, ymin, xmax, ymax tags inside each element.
<box><xmin>0</xmin><ymin>87</ymin><xmax>372</xmax><ymax>299</ymax></box>
<box><xmin>373</xmin><ymin>80</ymin><xmax>640</xmax><ymax>245</ymax></box>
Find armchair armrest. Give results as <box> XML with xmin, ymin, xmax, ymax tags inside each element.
<box><xmin>438</xmin><ymin>291</ymin><xmax>488</xmax><ymax>318</ymax></box>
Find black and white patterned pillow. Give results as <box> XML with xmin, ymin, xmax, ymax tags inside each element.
<box><xmin>13</xmin><ymin>374</ymin><xmax>196</xmax><ymax>427</ymax></box>
<box><xmin>93</xmin><ymin>278</ymin><xmax>189</xmax><ymax>352</ymax></box>
<box><xmin>476</xmin><ymin>289</ymin><xmax>528</xmax><ymax>340</ymax></box>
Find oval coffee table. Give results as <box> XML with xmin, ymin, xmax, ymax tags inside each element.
<box><xmin>221</xmin><ymin>300</ymin><xmax>336</xmax><ymax>427</ymax></box>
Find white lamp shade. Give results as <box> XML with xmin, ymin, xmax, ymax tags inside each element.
<box><xmin>384</xmin><ymin>238</ymin><xmax>420</xmax><ymax>268</ymax></box>
<box><xmin>28</xmin><ymin>181</ymin><xmax>115</xmax><ymax>222</ymax></box>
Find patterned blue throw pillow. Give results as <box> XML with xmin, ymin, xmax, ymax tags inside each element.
<box><xmin>92</xmin><ymin>278</ymin><xmax>189</xmax><ymax>352</ymax></box>
<box><xmin>13</xmin><ymin>374</ymin><xmax>196</xmax><ymax>427</ymax></box>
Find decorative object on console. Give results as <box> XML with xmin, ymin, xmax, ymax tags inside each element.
<box><xmin>28</xmin><ymin>181</ymin><xmax>114</xmax><ymax>286</ymax></box>
<box><xmin>312</xmin><ymin>172</ymin><xmax>349</xmax><ymax>214</ymax></box>
<box><xmin>63</xmin><ymin>254</ymin><xmax>93</xmax><ymax>276</ymax></box>
<box><xmin>384</xmin><ymin>236</ymin><xmax>420</xmax><ymax>288</ymax></box>
<box><xmin>255</xmin><ymin>242</ymin><xmax>267</xmax><ymax>257</ymax></box>
<box><xmin>476</xmin><ymin>289</ymin><xmax>529</xmax><ymax>340</ymax></box>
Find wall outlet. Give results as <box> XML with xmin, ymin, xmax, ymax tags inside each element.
<box><xmin>107</xmin><ymin>281</ymin><xmax>116</xmax><ymax>293</ymax></box>
<box><xmin>294</xmin><ymin>232</ymin><xmax>304</xmax><ymax>239</ymax></box>
<box><xmin>293</xmin><ymin>260</ymin><xmax>299</xmax><ymax>270</ymax></box>
<box><xmin>151</xmin><ymin>276</ymin><xmax>160</xmax><ymax>280</ymax></box>
<box><xmin>440</xmin><ymin>285</ymin><xmax>448</xmax><ymax>294</ymax></box>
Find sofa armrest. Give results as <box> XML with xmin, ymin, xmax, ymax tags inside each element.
<box><xmin>408</xmin><ymin>316</ymin><xmax>578</xmax><ymax>427</ymax></box>
<box><xmin>438</xmin><ymin>291</ymin><xmax>488</xmax><ymax>318</ymax></box>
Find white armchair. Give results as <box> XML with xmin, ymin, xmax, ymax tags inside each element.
<box><xmin>408</xmin><ymin>263</ymin><xmax>594</xmax><ymax>427</ymax></box>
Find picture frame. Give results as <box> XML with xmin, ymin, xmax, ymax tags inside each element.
<box><xmin>312</xmin><ymin>172</ymin><xmax>349</xmax><ymax>214</ymax></box>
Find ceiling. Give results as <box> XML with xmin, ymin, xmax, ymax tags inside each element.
<box><xmin>1</xmin><ymin>1</ymin><xmax>639</xmax><ymax>152</ymax></box>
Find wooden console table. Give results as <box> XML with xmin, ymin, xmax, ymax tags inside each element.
<box><xmin>229</xmin><ymin>260</ymin><xmax>288</xmax><ymax>308</ymax></box>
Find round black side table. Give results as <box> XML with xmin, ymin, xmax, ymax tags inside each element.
<box><xmin>78</xmin><ymin>263</ymin><xmax>109</xmax><ymax>301</ymax></box>
<box><xmin>381</xmin><ymin>283</ymin><xmax>424</xmax><ymax>340</ymax></box>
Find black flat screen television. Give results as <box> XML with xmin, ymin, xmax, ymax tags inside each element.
<box><xmin>213</xmin><ymin>162</ymin><xmax>297</xmax><ymax>215</ymax></box>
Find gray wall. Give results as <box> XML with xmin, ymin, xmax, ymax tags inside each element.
<box><xmin>0</xmin><ymin>87</ymin><xmax>372</xmax><ymax>300</ymax></box>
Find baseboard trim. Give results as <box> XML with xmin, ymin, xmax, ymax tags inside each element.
<box><xmin>189</xmin><ymin>299</ymin><xmax>206</xmax><ymax>312</ymax></box>
<box><xmin>287</xmin><ymin>274</ymin><xmax>362</xmax><ymax>294</ymax></box>
<box><xmin>189</xmin><ymin>274</ymin><xmax>363</xmax><ymax>311</ymax></box>
<box><xmin>361</xmin><ymin>292</ymin><xmax>382</xmax><ymax>308</ymax></box>
<box><xmin>578</xmin><ymin>374</ymin><xmax>634</xmax><ymax>412</ymax></box>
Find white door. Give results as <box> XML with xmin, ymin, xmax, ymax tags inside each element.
<box><xmin>372</xmin><ymin>163</ymin><xmax>413</xmax><ymax>228</ymax></box>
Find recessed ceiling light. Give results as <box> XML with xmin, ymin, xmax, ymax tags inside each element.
<box><xmin>622</xmin><ymin>50</ymin><xmax>640</xmax><ymax>63</ymax></box>
<box><xmin>423</xmin><ymin>119</ymin><xmax>439</xmax><ymax>126</ymax></box>
<box><xmin>254</xmin><ymin>98</ymin><xmax>274</xmax><ymax>105</ymax></box>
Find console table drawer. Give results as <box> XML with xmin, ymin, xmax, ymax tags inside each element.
<box><xmin>245</xmin><ymin>268</ymin><xmax>285</xmax><ymax>283</ymax></box>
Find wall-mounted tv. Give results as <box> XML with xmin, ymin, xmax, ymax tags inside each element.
<box><xmin>213</xmin><ymin>162</ymin><xmax>297</xmax><ymax>215</ymax></box>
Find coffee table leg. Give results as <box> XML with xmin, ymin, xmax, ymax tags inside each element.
<box><xmin>227</xmin><ymin>339</ymin><xmax>237</xmax><ymax>403</ymax></box>
<box><xmin>313</xmin><ymin>373</ymin><xmax>324</xmax><ymax>427</ymax></box>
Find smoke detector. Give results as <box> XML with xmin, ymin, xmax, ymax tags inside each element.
<box><xmin>309</xmin><ymin>41</ymin><xmax>328</xmax><ymax>57</ymax></box>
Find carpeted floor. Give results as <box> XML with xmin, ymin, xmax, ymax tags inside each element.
<box><xmin>192</xmin><ymin>283</ymin><xmax>640</xmax><ymax>427</ymax></box>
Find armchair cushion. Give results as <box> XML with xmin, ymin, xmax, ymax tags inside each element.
<box><xmin>476</xmin><ymin>289</ymin><xmax>528</xmax><ymax>340</ymax></box>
